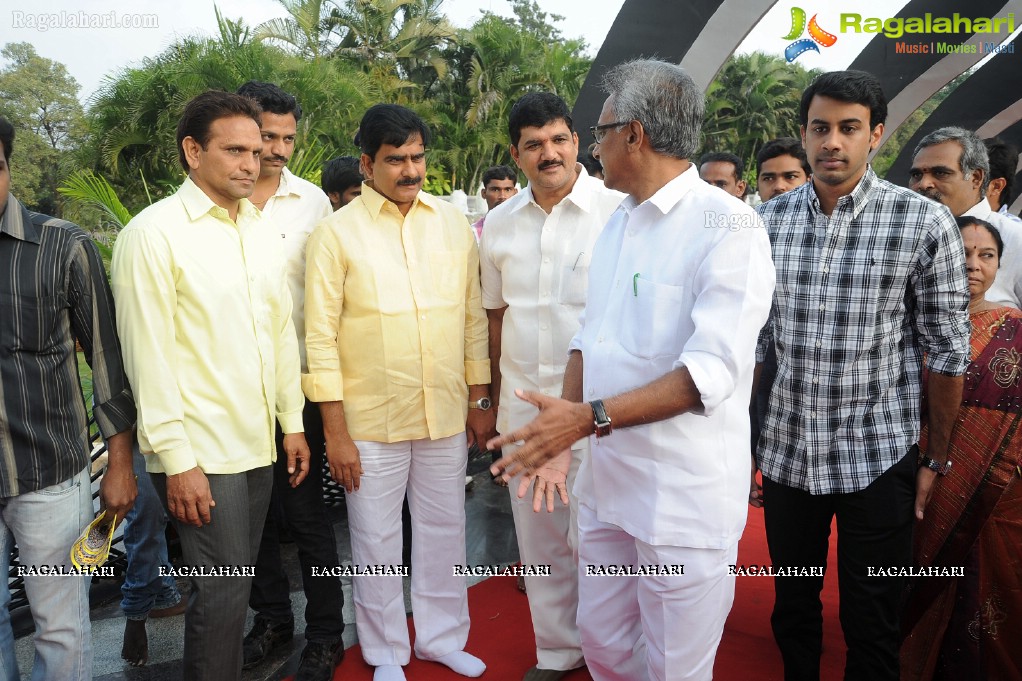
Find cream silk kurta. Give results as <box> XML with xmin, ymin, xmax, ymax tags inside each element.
<box><xmin>303</xmin><ymin>183</ymin><xmax>489</xmax><ymax>442</ymax></box>
<box><xmin>111</xmin><ymin>177</ymin><xmax>305</xmax><ymax>476</ymax></box>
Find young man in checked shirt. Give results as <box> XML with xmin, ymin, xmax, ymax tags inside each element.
<box><xmin>753</xmin><ymin>71</ymin><xmax>970</xmax><ymax>681</ymax></box>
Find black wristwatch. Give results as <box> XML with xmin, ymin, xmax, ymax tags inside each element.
<box><xmin>590</xmin><ymin>399</ymin><xmax>612</xmax><ymax>440</ymax></box>
<box><xmin>469</xmin><ymin>397</ymin><xmax>492</xmax><ymax>411</ymax></box>
<box><xmin>919</xmin><ymin>456</ymin><xmax>952</xmax><ymax>476</ymax></box>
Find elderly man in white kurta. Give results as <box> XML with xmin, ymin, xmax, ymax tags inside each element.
<box><xmin>490</xmin><ymin>60</ymin><xmax>775</xmax><ymax>681</ymax></box>
<box><xmin>480</xmin><ymin>91</ymin><xmax>623</xmax><ymax>681</ymax></box>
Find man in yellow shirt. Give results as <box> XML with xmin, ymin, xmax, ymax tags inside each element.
<box><xmin>111</xmin><ymin>90</ymin><xmax>311</xmax><ymax>681</ymax></box>
<box><xmin>304</xmin><ymin>104</ymin><xmax>491</xmax><ymax>681</ymax></box>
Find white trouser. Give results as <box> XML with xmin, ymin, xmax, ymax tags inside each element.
<box><xmin>576</xmin><ymin>502</ymin><xmax>738</xmax><ymax>681</ymax></box>
<box><xmin>506</xmin><ymin>442</ymin><xmax>584</xmax><ymax>671</ymax></box>
<box><xmin>346</xmin><ymin>433</ymin><xmax>470</xmax><ymax>666</ymax></box>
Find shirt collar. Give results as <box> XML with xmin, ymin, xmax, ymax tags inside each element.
<box><xmin>621</xmin><ymin>163</ymin><xmax>701</xmax><ymax>215</ymax></box>
<box><xmin>512</xmin><ymin>163</ymin><xmax>595</xmax><ymax>215</ymax></box>
<box><xmin>964</xmin><ymin>198</ymin><xmax>993</xmax><ymax>220</ymax></box>
<box><xmin>178</xmin><ymin>176</ymin><xmax>259</xmax><ymax>223</ymax></box>
<box><xmin>807</xmin><ymin>165</ymin><xmax>878</xmax><ymax>219</ymax></box>
<box><xmin>273</xmin><ymin>167</ymin><xmax>309</xmax><ymax>199</ymax></box>
<box><xmin>0</xmin><ymin>194</ymin><xmax>41</xmax><ymax>244</ymax></box>
<box><xmin>358</xmin><ymin>181</ymin><xmax>437</xmax><ymax>220</ymax></box>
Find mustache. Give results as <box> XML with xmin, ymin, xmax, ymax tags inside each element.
<box><xmin>265</xmin><ymin>155</ymin><xmax>288</xmax><ymax>163</ymax></box>
<box><xmin>539</xmin><ymin>160</ymin><xmax>563</xmax><ymax>171</ymax></box>
<box><xmin>916</xmin><ymin>187</ymin><xmax>942</xmax><ymax>202</ymax></box>
<box><xmin>397</xmin><ymin>177</ymin><xmax>422</xmax><ymax>186</ymax></box>
<box><xmin>816</xmin><ymin>155</ymin><xmax>847</xmax><ymax>164</ymax></box>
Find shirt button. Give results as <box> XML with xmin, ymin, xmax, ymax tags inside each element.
<box><xmin>822</xmin><ymin>267</ymin><xmax>829</xmax><ymax>273</ymax></box>
<box><xmin>816</xmin><ymin>341</ymin><xmax>822</xmax><ymax>348</ymax></box>
<box><xmin>420</xmin><ymin>314</ymin><xmax>426</xmax><ymax>320</ymax></box>
<box><xmin>540</xmin><ymin>324</ymin><xmax>548</xmax><ymax>331</ymax></box>
<box><xmin>543</xmin><ymin>291</ymin><xmax>550</xmax><ymax>297</ymax></box>
<box><xmin>809</xmin><ymin>411</ymin><xmax>817</xmax><ymax>418</ymax></box>
<box><xmin>597</xmin><ymin>336</ymin><xmax>604</xmax><ymax>343</ymax></box>
<box><xmin>544</xmin><ymin>257</ymin><xmax>550</xmax><ymax>264</ymax></box>
<box><xmin>589</xmin><ymin>389</ymin><xmax>595</xmax><ymax>395</ymax></box>
<box><xmin>812</xmin><ymin>378</ymin><xmax>818</xmax><ymax>384</ymax></box>
<box><xmin>819</xmin><ymin>304</ymin><xmax>826</xmax><ymax>311</ymax></box>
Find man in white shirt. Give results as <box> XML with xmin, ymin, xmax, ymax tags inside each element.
<box><xmin>489</xmin><ymin>59</ymin><xmax>775</xmax><ymax>681</ymax></box>
<box><xmin>910</xmin><ymin>126</ymin><xmax>1022</xmax><ymax>308</ymax></box>
<box><xmin>480</xmin><ymin>92</ymin><xmax>623</xmax><ymax>681</ymax></box>
<box><xmin>236</xmin><ymin>81</ymin><xmax>344</xmax><ymax>681</ymax></box>
<box><xmin>112</xmin><ymin>90</ymin><xmax>311</xmax><ymax>681</ymax></box>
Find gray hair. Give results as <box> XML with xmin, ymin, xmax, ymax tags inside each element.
<box><xmin>600</xmin><ymin>59</ymin><xmax>704</xmax><ymax>160</ymax></box>
<box><xmin>914</xmin><ymin>126</ymin><xmax>990</xmax><ymax>197</ymax></box>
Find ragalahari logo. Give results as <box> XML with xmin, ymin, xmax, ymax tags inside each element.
<box><xmin>783</xmin><ymin>7</ymin><xmax>838</xmax><ymax>62</ymax></box>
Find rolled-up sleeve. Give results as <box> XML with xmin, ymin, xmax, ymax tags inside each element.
<box><xmin>111</xmin><ymin>227</ymin><xmax>197</xmax><ymax>476</ymax></box>
<box><xmin>68</xmin><ymin>233</ymin><xmax>136</xmax><ymax>438</ymax></box>
<box><xmin>303</xmin><ymin>223</ymin><xmax>346</xmax><ymax>402</ymax></box>
<box><xmin>677</xmin><ymin>224</ymin><xmax>775</xmax><ymax>416</ymax></box>
<box><xmin>914</xmin><ymin>210</ymin><xmax>970</xmax><ymax>376</ymax></box>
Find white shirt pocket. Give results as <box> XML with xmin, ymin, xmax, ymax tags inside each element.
<box><xmin>619</xmin><ymin>277</ymin><xmax>687</xmax><ymax>360</ymax></box>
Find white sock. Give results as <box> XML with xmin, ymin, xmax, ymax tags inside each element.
<box><xmin>374</xmin><ymin>664</ymin><xmax>406</xmax><ymax>681</ymax></box>
<box><xmin>419</xmin><ymin>650</ymin><xmax>486</xmax><ymax>677</ymax></box>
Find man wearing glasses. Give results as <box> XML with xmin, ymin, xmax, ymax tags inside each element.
<box><xmin>480</xmin><ymin>92</ymin><xmax>622</xmax><ymax>681</ymax></box>
<box><xmin>490</xmin><ymin>60</ymin><xmax>774</xmax><ymax>681</ymax></box>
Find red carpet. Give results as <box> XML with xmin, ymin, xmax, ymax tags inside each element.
<box><xmin>315</xmin><ymin>509</ymin><xmax>843</xmax><ymax>680</ymax></box>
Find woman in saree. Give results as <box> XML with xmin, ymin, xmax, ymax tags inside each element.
<box><xmin>901</xmin><ymin>216</ymin><xmax>1022</xmax><ymax>680</ymax></box>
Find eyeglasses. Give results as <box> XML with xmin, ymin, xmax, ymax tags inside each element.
<box><xmin>590</xmin><ymin>121</ymin><xmax>631</xmax><ymax>144</ymax></box>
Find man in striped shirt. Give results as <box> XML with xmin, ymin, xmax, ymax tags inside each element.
<box><xmin>0</xmin><ymin>116</ymin><xmax>137</xmax><ymax>680</ymax></box>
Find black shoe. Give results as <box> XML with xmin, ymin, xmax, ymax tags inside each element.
<box><xmin>242</xmin><ymin>617</ymin><xmax>294</xmax><ymax>669</ymax></box>
<box><xmin>296</xmin><ymin>640</ymin><xmax>345</xmax><ymax>681</ymax></box>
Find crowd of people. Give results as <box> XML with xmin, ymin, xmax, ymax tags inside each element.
<box><xmin>0</xmin><ymin>59</ymin><xmax>1019</xmax><ymax>681</ymax></box>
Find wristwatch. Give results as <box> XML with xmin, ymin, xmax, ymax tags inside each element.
<box><xmin>590</xmin><ymin>399</ymin><xmax>613</xmax><ymax>440</ymax></box>
<box><xmin>469</xmin><ymin>397</ymin><xmax>492</xmax><ymax>411</ymax></box>
<box><xmin>919</xmin><ymin>456</ymin><xmax>952</xmax><ymax>476</ymax></box>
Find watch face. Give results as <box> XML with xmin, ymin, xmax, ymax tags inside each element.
<box><xmin>476</xmin><ymin>397</ymin><xmax>491</xmax><ymax>410</ymax></box>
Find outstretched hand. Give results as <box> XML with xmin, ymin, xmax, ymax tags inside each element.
<box><xmin>488</xmin><ymin>389</ymin><xmax>591</xmax><ymax>478</ymax></box>
<box><xmin>516</xmin><ymin>449</ymin><xmax>571</xmax><ymax>513</ymax></box>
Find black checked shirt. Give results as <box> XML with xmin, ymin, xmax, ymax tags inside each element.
<box><xmin>0</xmin><ymin>194</ymin><xmax>135</xmax><ymax>496</ymax></box>
<box><xmin>755</xmin><ymin>167</ymin><xmax>969</xmax><ymax>494</ymax></box>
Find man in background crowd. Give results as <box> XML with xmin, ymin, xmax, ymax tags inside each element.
<box><xmin>236</xmin><ymin>80</ymin><xmax>345</xmax><ymax>681</ymax></box>
<box><xmin>473</xmin><ymin>164</ymin><xmax>518</xmax><ymax>241</ymax></box>
<box><xmin>755</xmin><ymin>137</ymin><xmax>810</xmax><ymax>202</ymax></box>
<box><xmin>322</xmin><ymin>155</ymin><xmax>362</xmax><ymax>210</ymax></box>
<box><xmin>699</xmin><ymin>150</ymin><xmax>747</xmax><ymax>199</ymax></box>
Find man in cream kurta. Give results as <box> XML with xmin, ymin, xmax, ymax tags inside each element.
<box><xmin>303</xmin><ymin>104</ymin><xmax>490</xmax><ymax>681</ymax></box>
<box><xmin>480</xmin><ymin>91</ymin><xmax>623</xmax><ymax>681</ymax></box>
<box><xmin>111</xmin><ymin>91</ymin><xmax>309</xmax><ymax>681</ymax></box>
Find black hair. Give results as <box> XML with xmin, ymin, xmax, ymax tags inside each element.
<box><xmin>699</xmin><ymin>151</ymin><xmax>744</xmax><ymax>180</ymax></box>
<box><xmin>956</xmin><ymin>215</ymin><xmax>1003</xmax><ymax>262</ymax></box>
<box><xmin>236</xmin><ymin>81</ymin><xmax>302</xmax><ymax>122</ymax></box>
<box><xmin>322</xmin><ymin>156</ymin><xmax>362</xmax><ymax>195</ymax></box>
<box><xmin>756</xmin><ymin>137</ymin><xmax>811</xmax><ymax>176</ymax></box>
<box><xmin>176</xmin><ymin>90</ymin><xmax>262</xmax><ymax>171</ymax></box>
<box><xmin>799</xmin><ymin>70</ymin><xmax>887</xmax><ymax>131</ymax></box>
<box><xmin>508</xmin><ymin>92</ymin><xmax>574</xmax><ymax>147</ymax></box>
<box><xmin>984</xmin><ymin>137</ymin><xmax>1018</xmax><ymax>209</ymax></box>
<box><xmin>481</xmin><ymin>165</ymin><xmax>517</xmax><ymax>186</ymax></box>
<box><xmin>578</xmin><ymin>150</ymin><xmax>602</xmax><ymax>177</ymax></box>
<box><xmin>0</xmin><ymin>117</ymin><xmax>13</xmax><ymax>163</ymax></box>
<box><xmin>355</xmin><ymin>104</ymin><xmax>430</xmax><ymax>160</ymax></box>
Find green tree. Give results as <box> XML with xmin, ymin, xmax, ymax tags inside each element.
<box><xmin>701</xmin><ymin>52</ymin><xmax>818</xmax><ymax>182</ymax></box>
<box><xmin>0</xmin><ymin>42</ymin><xmax>85</xmax><ymax>214</ymax></box>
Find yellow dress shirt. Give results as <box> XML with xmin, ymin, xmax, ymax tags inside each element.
<box><xmin>111</xmin><ymin>177</ymin><xmax>305</xmax><ymax>476</ymax></box>
<box><xmin>303</xmin><ymin>182</ymin><xmax>489</xmax><ymax>442</ymax></box>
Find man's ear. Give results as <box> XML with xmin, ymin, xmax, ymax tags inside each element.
<box><xmin>360</xmin><ymin>153</ymin><xmax>374</xmax><ymax>180</ymax></box>
<box><xmin>988</xmin><ymin>176</ymin><xmax>1006</xmax><ymax>203</ymax></box>
<box><xmin>182</xmin><ymin>136</ymin><xmax>202</xmax><ymax>170</ymax></box>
